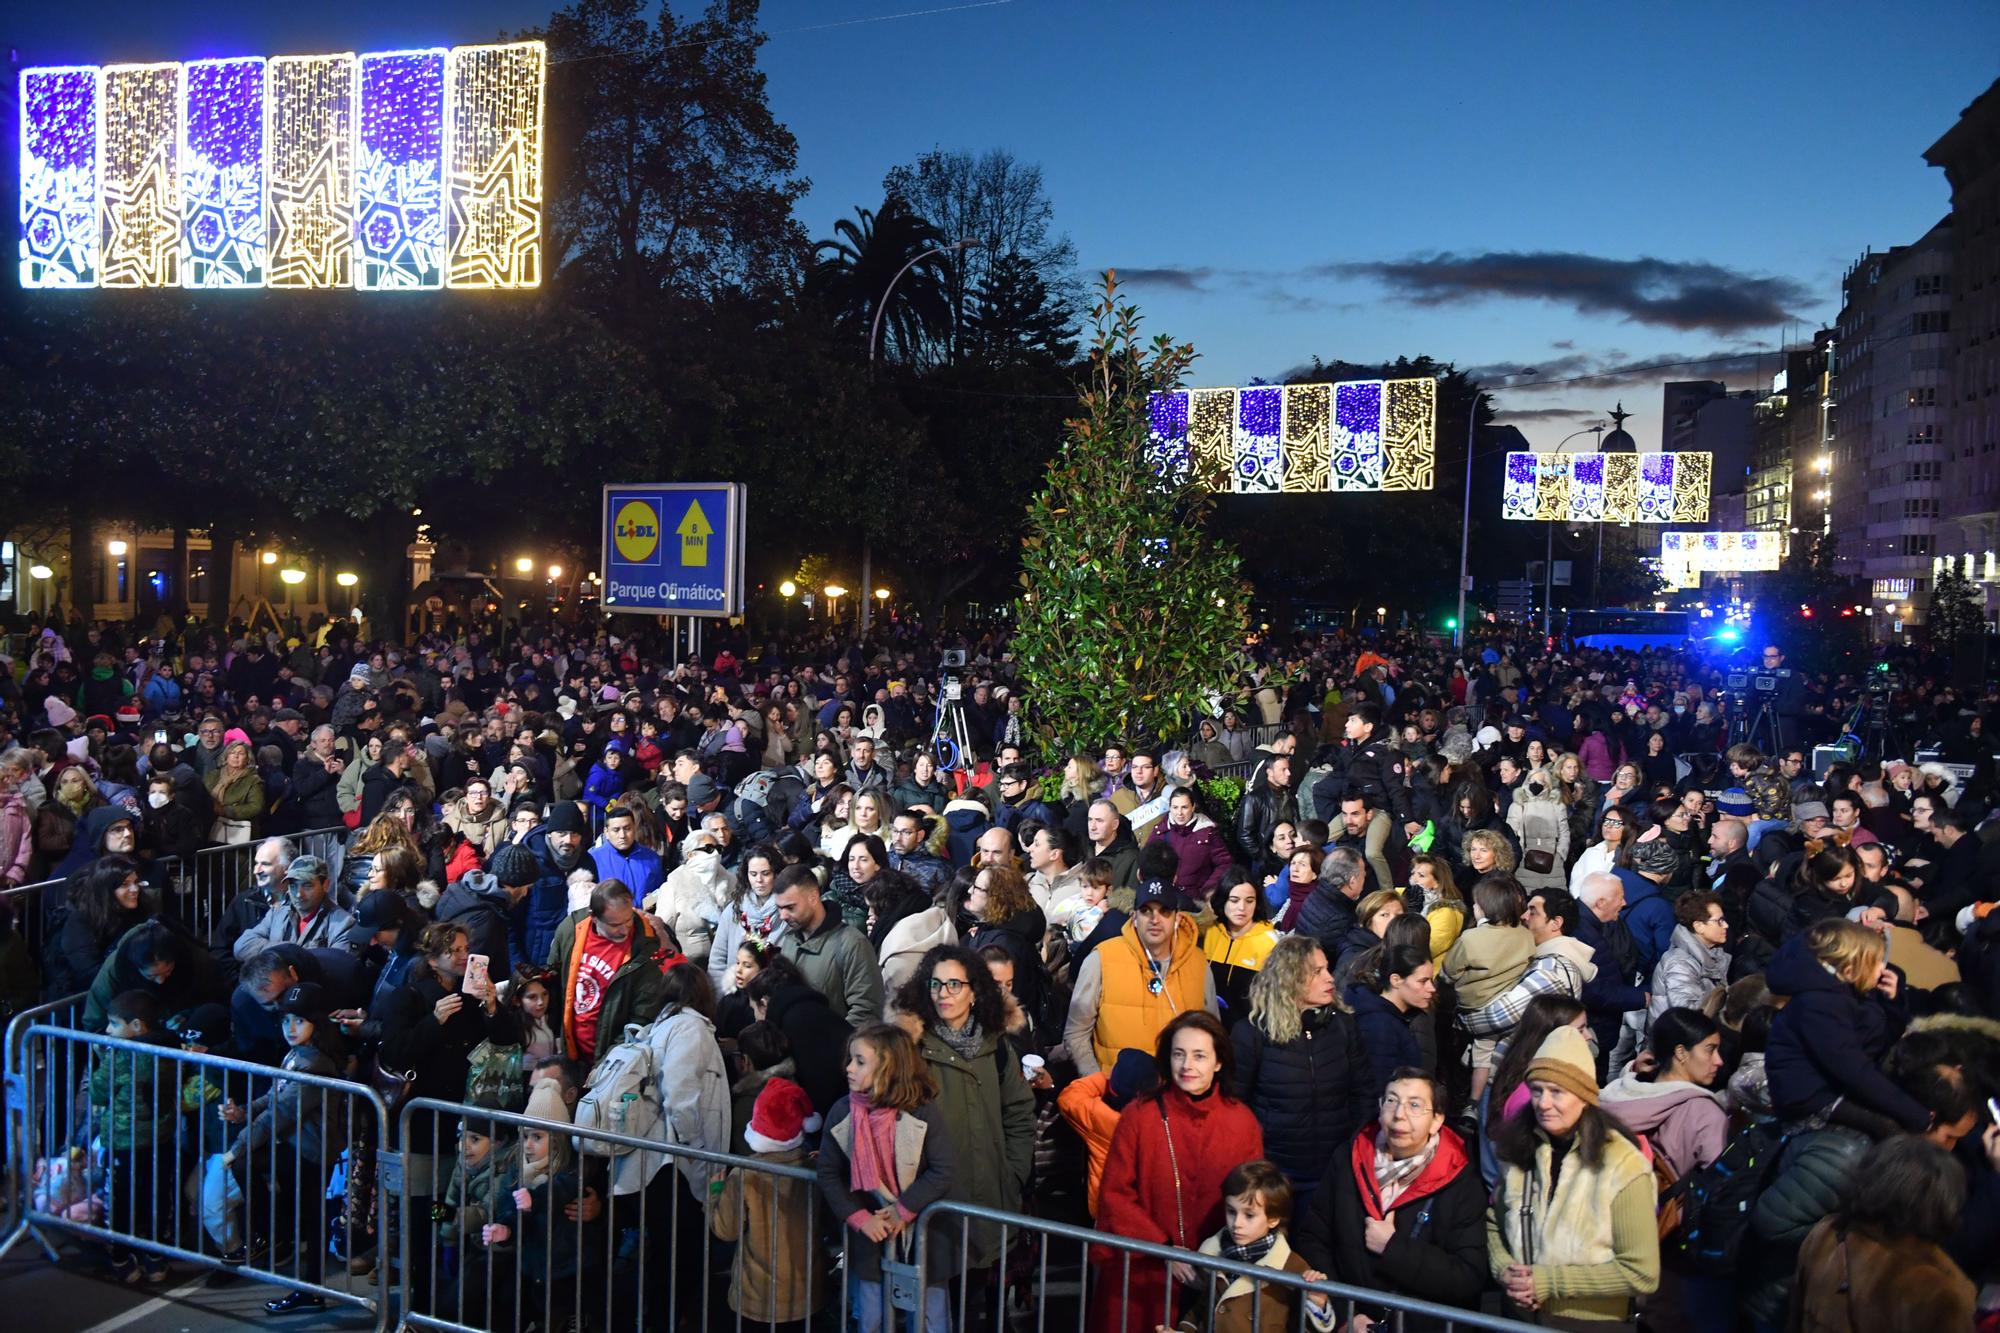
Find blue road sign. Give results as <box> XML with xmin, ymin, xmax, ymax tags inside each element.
<box><xmin>600</xmin><ymin>482</ymin><xmax>746</xmax><ymax>617</ymax></box>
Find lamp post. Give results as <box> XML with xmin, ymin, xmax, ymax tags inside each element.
<box><xmin>824</xmin><ymin>584</ymin><xmax>847</xmax><ymax>628</ymax></box>
<box><xmin>1456</xmin><ymin>374</ymin><xmax>1535</xmax><ymax>648</ymax></box>
<box><xmin>863</xmin><ymin>238</ymin><xmax>979</xmax><ymax>634</ymax></box>
<box><xmin>1544</xmin><ymin>423</ymin><xmax>1606</xmax><ymax>639</ymax></box>
<box><xmin>279</xmin><ymin>566</ymin><xmax>306</xmax><ymax>626</ymax></box>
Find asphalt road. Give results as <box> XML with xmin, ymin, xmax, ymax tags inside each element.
<box><xmin>0</xmin><ymin>1230</ymin><xmax>379</xmax><ymax>1333</ymax></box>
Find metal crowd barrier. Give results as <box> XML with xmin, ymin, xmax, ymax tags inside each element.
<box><xmin>912</xmin><ymin>1199</ymin><xmax>1539</xmax><ymax>1333</ymax></box>
<box><xmin>1</xmin><ymin>992</ymin><xmax>91</xmax><ymax>1229</ymax></box>
<box><xmin>0</xmin><ymin>824</ymin><xmax>349</xmax><ymax>972</ymax></box>
<box><xmin>0</xmin><ymin>1018</ymin><xmax>392</xmax><ymax>1329</ymax></box>
<box><xmin>398</xmin><ymin>1095</ymin><xmax>852</xmax><ymax>1333</ymax></box>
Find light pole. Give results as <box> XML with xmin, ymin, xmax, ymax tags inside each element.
<box><xmin>1456</xmin><ymin>373</ymin><xmax>1537</xmax><ymax>648</ymax></box>
<box><xmin>863</xmin><ymin>238</ymin><xmax>978</xmax><ymax>635</ymax></box>
<box><xmin>1545</xmin><ymin>423</ymin><xmax>1606</xmax><ymax>638</ymax></box>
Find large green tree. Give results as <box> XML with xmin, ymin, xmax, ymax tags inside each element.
<box><xmin>1011</xmin><ymin>275</ymin><xmax>1248</xmax><ymax>754</ymax></box>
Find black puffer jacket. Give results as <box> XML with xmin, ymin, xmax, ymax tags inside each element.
<box><xmin>375</xmin><ymin>959</ymin><xmax>524</xmax><ymax>1149</ymax></box>
<box><xmin>1742</xmin><ymin>1128</ymin><xmax>1867</xmax><ymax>1325</ymax></box>
<box><xmin>1229</xmin><ymin>1006</ymin><xmax>1374</xmax><ymax>1195</ymax></box>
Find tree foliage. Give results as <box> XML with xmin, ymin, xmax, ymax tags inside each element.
<box><xmin>1011</xmin><ymin>275</ymin><xmax>1249</xmax><ymax>755</ymax></box>
<box><xmin>1928</xmin><ymin>566</ymin><xmax>1986</xmax><ymax>645</ymax></box>
<box><xmin>1758</xmin><ymin>531</ymin><xmax>1867</xmax><ymax>673</ymax></box>
<box><xmin>805</xmin><ymin>198</ymin><xmax>953</xmax><ymax>365</ymax></box>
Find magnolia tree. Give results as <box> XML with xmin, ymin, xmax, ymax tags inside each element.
<box><xmin>1011</xmin><ymin>274</ymin><xmax>1249</xmax><ymax>757</ymax></box>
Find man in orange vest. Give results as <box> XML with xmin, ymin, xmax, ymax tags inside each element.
<box><xmin>1062</xmin><ymin>877</ymin><xmax>1215</xmax><ymax>1075</ymax></box>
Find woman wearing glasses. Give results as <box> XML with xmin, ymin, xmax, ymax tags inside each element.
<box><xmin>892</xmin><ymin>946</ymin><xmax>1037</xmax><ymax>1325</ymax></box>
<box><xmin>1569</xmin><ymin>808</ymin><xmax>1634</xmax><ymax>893</ymax></box>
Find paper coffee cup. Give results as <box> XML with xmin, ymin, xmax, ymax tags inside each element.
<box><xmin>1020</xmin><ymin>1054</ymin><xmax>1046</xmax><ymax>1080</ymax></box>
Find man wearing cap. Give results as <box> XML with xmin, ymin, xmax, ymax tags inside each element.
<box><xmin>439</xmin><ymin>841</ymin><xmax>539</xmax><ymax>972</ymax></box>
<box><xmin>683</xmin><ymin>773</ymin><xmax>733</xmax><ymax>843</ymax></box>
<box><xmin>230</xmin><ymin>942</ymin><xmax>369</xmax><ymax>1066</ymax></box>
<box><xmin>234</xmin><ymin>855</ymin><xmax>356</xmax><ymax>961</ymax></box>
<box><xmin>1612</xmin><ymin>837</ymin><xmax>1680</xmax><ymax>976</ymax></box>
<box><xmin>522</xmin><ymin>802</ymin><xmax>596</xmax><ymax>966</ymax></box>
<box><xmin>1062</xmin><ymin>876</ymin><xmax>1215</xmax><ymax>1076</ymax></box>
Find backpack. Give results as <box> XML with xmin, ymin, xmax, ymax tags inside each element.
<box><xmin>1658</xmin><ymin>1121</ymin><xmax>1790</xmax><ymax>1274</ymax></box>
<box><xmin>573</xmin><ymin>1023</ymin><xmax>663</xmax><ymax>1154</ymax></box>
<box><xmin>463</xmin><ymin>1040</ymin><xmax>526</xmax><ymax>1112</ymax></box>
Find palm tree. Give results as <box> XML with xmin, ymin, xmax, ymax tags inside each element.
<box><xmin>806</xmin><ymin>198</ymin><xmax>953</xmax><ymax>366</ymax></box>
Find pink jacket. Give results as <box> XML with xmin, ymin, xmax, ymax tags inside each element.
<box><xmin>1578</xmin><ymin>731</ymin><xmax>1621</xmax><ymax>783</ymax></box>
<box><xmin>0</xmin><ymin>791</ymin><xmax>31</xmax><ymax>887</ymax></box>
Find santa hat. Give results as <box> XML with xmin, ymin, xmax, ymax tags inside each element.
<box><xmin>744</xmin><ymin>1077</ymin><xmax>819</xmax><ymax>1154</ymax></box>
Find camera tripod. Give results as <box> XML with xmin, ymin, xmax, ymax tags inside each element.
<box><xmin>1840</xmin><ymin>694</ymin><xmax>1904</xmax><ymax>764</ymax></box>
<box><xmin>930</xmin><ymin>685</ymin><xmax>975</xmax><ymax>773</ymax></box>
<box><xmin>1731</xmin><ymin>694</ymin><xmax>1782</xmax><ymax>753</ymax></box>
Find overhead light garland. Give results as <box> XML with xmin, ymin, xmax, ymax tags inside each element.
<box><xmin>1147</xmin><ymin>378</ymin><xmax>1439</xmax><ymax>493</ymax></box>
<box><xmin>1504</xmin><ymin>451</ymin><xmax>1711</xmax><ymax>522</ymax></box>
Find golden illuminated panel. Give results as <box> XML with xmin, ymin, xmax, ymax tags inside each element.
<box><xmin>1673</xmin><ymin>452</ymin><xmax>1712</xmax><ymax>522</ymax></box>
<box><xmin>1531</xmin><ymin>455</ymin><xmax>1570</xmax><ymax>520</ymax></box>
<box><xmin>1381</xmin><ymin>377</ymin><xmax>1437</xmax><ymax>491</ymax></box>
<box><xmin>1188</xmin><ymin>388</ymin><xmax>1236</xmax><ymax>492</ymax></box>
<box><xmin>445</xmin><ymin>40</ymin><xmax>543</xmax><ymax>289</ymax></box>
<box><xmin>1280</xmin><ymin>383</ymin><xmax>1331</xmax><ymax>492</ymax></box>
<box><xmin>100</xmin><ymin>62</ymin><xmax>181</xmax><ymax>288</ymax></box>
<box><xmin>1603</xmin><ymin>452</ymin><xmax>1639</xmax><ymax>521</ymax></box>
<box><xmin>266</xmin><ymin>54</ymin><xmax>355</xmax><ymax>289</ymax></box>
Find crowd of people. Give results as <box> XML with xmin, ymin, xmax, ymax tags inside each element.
<box><xmin>4</xmin><ymin>611</ymin><xmax>1999</xmax><ymax>1333</ymax></box>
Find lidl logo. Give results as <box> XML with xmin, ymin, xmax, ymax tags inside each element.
<box><xmin>614</xmin><ymin>500</ymin><xmax>660</xmax><ymax>562</ymax></box>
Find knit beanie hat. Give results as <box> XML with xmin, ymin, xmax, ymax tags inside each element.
<box><xmin>744</xmin><ymin>1077</ymin><xmax>820</xmax><ymax>1154</ymax></box>
<box><xmin>1523</xmin><ymin>1026</ymin><xmax>1599</xmax><ymax>1106</ymax></box>
<box><xmin>1716</xmin><ymin>788</ymin><xmax>1754</xmax><ymax>819</ymax></box>
<box><xmin>524</xmin><ymin>1076</ymin><xmax>571</xmax><ymax>1125</ymax></box>
<box><xmin>490</xmin><ymin>842</ymin><xmax>539</xmax><ymax>888</ymax></box>
<box><xmin>1629</xmin><ymin>836</ymin><xmax>1681</xmax><ymax>878</ymax></box>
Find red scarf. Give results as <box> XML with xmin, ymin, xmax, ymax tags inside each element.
<box><xmin>1347</xmin><ymin>1122</ymin><xmax>1468</xmax><ymax>1220</ymax></box>
<box><xmin>847</xmin><ymin>1093</ymin><xmax>902</xmax><ymax>1202</ymax></box>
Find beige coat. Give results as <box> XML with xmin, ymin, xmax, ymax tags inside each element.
<box><xmin>711</xmin><ymin>1146</ymin><xmax>830</xmax><ymax>1324</ymax></box>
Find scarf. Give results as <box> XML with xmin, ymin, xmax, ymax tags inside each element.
<box><xmin>935</xmin><ymin>1015</ymin><xmax>985</xmax><ymax>1063</ymax></box>
<box><xmin>1220</xmin><ymin>1231</ymin><xmax>1280</xmax><ymax>1267</ymax></box>
<box><xmin>847</xmin><ymin>1093</ymin><xmax>901</xmax><ymax>1199</ymax></box>
<box><xmin>1372</xmin><ymin>1127</ymin><xmax>1440</xmax><ymax>1210</ymax></box>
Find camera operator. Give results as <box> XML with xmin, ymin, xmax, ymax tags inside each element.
<box><xmin>1760</xmin><ymin>645</ymin><xmax>1809</xmax><ymax>748</ymax></box>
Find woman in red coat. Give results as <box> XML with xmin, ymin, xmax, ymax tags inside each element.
<box><xmin>1092</xmin><ymin>1010</ymin><xmax>1265</xmax><ymax>1333</ymax></box>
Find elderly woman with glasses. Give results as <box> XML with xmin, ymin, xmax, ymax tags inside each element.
<box><xmin>891</xmin><ymin>945</ymin><xmax>1037</xmax><ymax>1315</ymax></box>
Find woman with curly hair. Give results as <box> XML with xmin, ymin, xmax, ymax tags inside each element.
<box><xmin>892</xmin><ymin>946</ymin><xmax>1036</xmax><ymax>1316</ymax></box>
<box><xmin>341</xmin><ymin>798</ymin><xmax>425</xmax><ymax>899</ymax></box>
<box><xmin>1228</xmin><ymin>934</ymin><xmax>1371</xmax><ymax>1202</ymax></box>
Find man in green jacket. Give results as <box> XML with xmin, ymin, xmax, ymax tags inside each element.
<box><xmin>773</xmin><ymin>865</ymin><xmax>882</xmax><ymax>1026</ymax></box>
<box><xmin>547</xmin><ymin>881</ymin><xmax>671</xmax><ymax>1068</ymax></box>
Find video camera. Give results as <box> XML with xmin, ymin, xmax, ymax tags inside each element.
<box><xmin>938</xmin><ymin>648</ymin><xmax>967</xmax><ymax>702</ymax></box>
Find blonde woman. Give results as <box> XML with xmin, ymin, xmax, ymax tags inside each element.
<box><xmin>208</xmin><ymin>740</ymin><xmax>265</xmax><ymax>842</ymax></box>
<box><xmin>1406</xmin><ymin>854</ymin><xmax>1467</xmax><ymax>966</ymax></box>
<box><xmin>1553</xmin><ymin>752</ymin><xmax>1599</xmax><ymax>866</ymax></box>
<box><xmin>1229</xmin><ymin>934</ymin><xmax>1372</xmax><ymax>1199</ymax></box>
<box><xmin>1766</xmin><ymin>918</ymin><xmax>1932</xmax><ymax>1134</ymax></box>
<box><xmin>1463</xmin><ymin>828</ymin><xmax>1517</xmax><ymax>880</ymax></box>
<box><xmin>850</xmin><ymin>789</ymin><xmax>894</xmax><ymax>844</ymax></box>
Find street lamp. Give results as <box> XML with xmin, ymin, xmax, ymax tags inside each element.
<box><xmin>547</xmin><ymin>564</ymin><xmax>562</xmax><ymax>580</ymax></box>
<box><xmin>514</xmin><ymin>556</ymin><xmax>534</xmax><ymax>575</ymax></box>
<box><xmin>278</xmin><ymin>568</ymin><xmax>305</xmax><ymax>586</ymax></box>
<box><xmin>106</xmin><ymin>539</ymin><xmax>127</xmax><ymax>556</ymax></box>
<box><xmin>261</xmin><ymin>551</ymin><xmax>277</xmax><ymax>565</ymax></box>
<box><xmin>824</xmin><ymin>583</ymin><xmax>846</xmax><ymax>624</ymax></box>
<box><xmin>28</xmin><ymin>564</ymin><xmax>51</xmax><ymax>579</ymax></box>
<box><xmin>779</xmin><ymin>580</ymin><xmax>797</xmax><ymax>599</ymax></box>
<box><xmin>875</xmin><ymin>587</ymin><xmax>891</xmax><ymax>601</ymax></box>
<box><xmin>335</xmin><ymin>572</ymin><xmax>358</xmax><ymax>588</ymax></box>
<box><xmin>865</xmin><ymin>238</ymin><xmax>981</xmax><ymax>633</ymax></box>
<box><xmin>1455</xmin><ymin>371</ymin><xmax>1538</xmax><ymax>648</ymax></box>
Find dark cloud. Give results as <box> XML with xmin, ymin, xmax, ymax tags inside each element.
<box><xmin>1461</xmin><ymin>354</ymin><xmax>1594</xmax><ymax>386</ymax></box>
<box><xmin>1114</xmin><ymin>265</ymin><xmax>1214</xmax><ymax>291</ymax></box>
<box><xmin>1535</xmin><ymin>349</ymin><xmax>1773</xmax><ymax>393</ymax></box>
<box><xmin>1489</xmin><ymin>406</ymin><xmax>1607</xmax><ymax>423</ymax></box>
<box><xmin>1334</xmin><ymin>251</ymin><xmax>1811</xmax><ymax>334</ymax></box>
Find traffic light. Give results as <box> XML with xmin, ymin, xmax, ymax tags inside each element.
<box><xmin>1444</xmin><ymin>617</ymin><xmax>1458</xmax><ymax>630</ymax></box>
<box><xmin>1801</xmin><ymin>607</ymin><xmax>1814</xmax><ymax>618</ymax></box>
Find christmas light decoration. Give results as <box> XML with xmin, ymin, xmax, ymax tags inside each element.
<box><xmin>25</xmin><ymin>41</ymin><xmax>543</xmax><ymax>294</ymax></box>
<box><xmin>101</xmin><ymin>62</ymin><xmax>182</xmax><ymax>288</ymax></box>
<box><xmin>1660</xmin><ymin>530</ymin><xmax>1783</xmax><ymax>589</ymax></box>
<box><xmin>1146</xmin><ymin>390</ymin><xmax>1191</xmax><ymax>483</ymax></box>
<box><xmin>1233</xmin><ymin>386</ymin><xmax>1283</xmax><ymax>493</ymax></box>
<box><xmin>1381</xmin><ymin>377</ymin><xmax>1436</xmax><ymax>492</ymax></box>
<box><xmin>1280</xmin><ymin>382</ymin><xmax>1331</xmax><ymax>492</ymax></box>
<box><xmin>355</xmin><ymin>48</ymin><xmax>446</xmax><ymax>290</ymax></box>
<box><xmin>1188</xmin><ymin>388</ymin><xmax>1236</xmax><ymax>489</ymax></box>
<box><xmin>1330</xmin><ymin>380</ymin><xmax>1385</xmax><ymax>492</ymax></box>
<box><xmin>1502</xmin><ymin>452</ymin><xmax>1713</xmax><ymax>522</ymax></box>
<box><xmin>266</xmin><ymin>53</ymin><xmax>355</xmax><ymax>289</ymax></box>
<box><xmin>180</xmin><ymin>57</ymin><xmax>266</xmax><ymax>287</ymax></box>
<box><xmin>19</xmin><ymin>66</ymin><xmax>99</xmax><ymax>288</ymax></box>
<box><xmin>445</xmin><ymin>41</ymin><xmax>543</xmax><ymax>288</ymax></box>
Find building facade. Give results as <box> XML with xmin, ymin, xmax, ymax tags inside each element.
<box><xmin>1827</xmin><ymin>222</ymin><xmax>1953</xmax><ymax>632</ymax></box>
<box><xmin>1927</xmin><ymin>77</ymin><xmax>2000</xmax><ymax>621</ymax></box>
